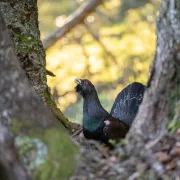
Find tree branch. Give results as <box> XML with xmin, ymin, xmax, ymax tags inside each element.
<box><xmin>83</xmin><ymin>22</ymin><xmax>118</xmax><ymax>65</ymax></box>
<box><xmin>43</xmin><ymin>0</ymin><xmax>104</xmax><ymax>50</ymax></box>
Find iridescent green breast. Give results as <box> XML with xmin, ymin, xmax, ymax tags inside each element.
<box><xmin>83</xmin><ymin>115</ymin><xmax>103</xmax><ymax>132</ymax></box>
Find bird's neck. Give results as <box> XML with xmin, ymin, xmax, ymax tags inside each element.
<box><xmin>83</xmin><ymin>91</ymin><xmax>106</xmax><ymax>117</ymax></box>
<box><xmin>82</xmin><ymin>91</ymin><xmax>110</xmax><ymax>132</ymax></box>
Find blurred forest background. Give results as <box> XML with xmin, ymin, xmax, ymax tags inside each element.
<box><xmin>38</xmin><ymin>0</ymin><xmax>160</xmax><ymax>123</ymax></box>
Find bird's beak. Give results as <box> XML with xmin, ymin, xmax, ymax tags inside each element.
<box><xmin>74</xmin><ymin>78</ymin><xmax>82</xmax><ymax>85</ymax></box>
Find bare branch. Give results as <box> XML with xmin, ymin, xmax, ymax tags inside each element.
<box><xmin>95</xmin><ymin>8</ymin><xmax>114</xmax><ymax>23</ymax></box>
<box><xmin>43</xmin><ymin>0</ymin><xmax>104</xmax><ymax>50</ymax></box>
<box><xmin>74</xmin><ymin>36</ymin><xmax>94</xmax><ymax>77</ymax></box>
<box><xmin>83</xmin><ymin>22</ymin><xmax>118</xmax><ymax>65</ymax></box>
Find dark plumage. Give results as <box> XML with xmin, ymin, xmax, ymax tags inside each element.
<box><xmin>74</xmin><ymin>78</ymin><xmax>145</xmax><ymax>145</ymax></box>
<box><xmin>110</xmin><ymin>82</ymin><xmax>145</xmax><ymax>125</ymax></box>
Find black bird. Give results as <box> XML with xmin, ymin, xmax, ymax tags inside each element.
<box><xmin>74</xmin><ymin>78</ymin><xmax>145</xmax><ymax>145</ymax></box>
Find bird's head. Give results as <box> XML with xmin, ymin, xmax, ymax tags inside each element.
<box><xmin>74</xmin><ymin>78</ymin><xmax>96</xmax><ymax>97</ymax></box>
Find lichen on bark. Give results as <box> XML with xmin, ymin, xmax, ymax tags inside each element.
<box><xmin>0</xmin><ymin>0</ymin><xmax>76</xmax><ymax>132</ymax></box>
<box><xmin>128</xmin><ymin>0</ymin><xmax>180</xmax><ymax>143</ymax></box>
<box><xmin>0</xmin><ymin>10</ymin><xmax>78</xmax><ymax>180</ymax></box>
<box><xmin>0</xmin><ymin>0</ymin><xmax>46</xmax><ymax>95</ymax></box>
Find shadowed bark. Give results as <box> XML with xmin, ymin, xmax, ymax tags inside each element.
<box><xmin>0</xmin><ymin>0</ymin><xmax>76</xmax><ymax>132</ymax></box>
<box><xmin>0</xmin><ymin>10</ymin><xmax>77</xmax><ymax>180</ymax></box>
<box><xmin>128</xmin><ymin>0</ymin><xmax>180</xmax><ymax>149</ymax></box>
<box><xmin>0</xmin><ymin>127</ymin><xmax>30</xmax><ymax>180</ymax></box>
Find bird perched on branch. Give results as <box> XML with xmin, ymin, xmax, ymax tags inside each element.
<box><xmin>74</xmin><ymin>78</ymin><xmax>145</xmax><ymax>145</ymax></box>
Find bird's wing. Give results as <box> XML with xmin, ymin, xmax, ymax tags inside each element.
<box><xmin>103</xmin><ymin>117</ymin><xmax>129</xmax><ymax>139</ymax></box>
<box><xmin>110</xmin><ymin>82</ymin><xmax>145</xmax><ymax>125</ymax></box>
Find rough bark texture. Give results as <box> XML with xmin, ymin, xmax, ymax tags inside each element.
<box><xmin>0</xmin><ymin>0</ymin><xmax>46</xmax><ymax>96</ymax></box>
<box><xmin>0</xmin><ymin>127</ymin><xmax>30</xmax><ymax>180</ymax></box>
<box><xmin>0</xmin><ymin>11</ymin><xmax>77</xmax><ymax>180</ymax></box>
<box><xmin>43</xmin><ymin>0</ymin><xmax>104</xmax><ymax>50</ymax></box>
<box><xmin>0</xmin><ymin>0</ymin><xmax>76</xmax><ymax>132</ymax></box>
<box><xmin>128</xmin><ymin>0</ymin><xmax>180</xmax><ymax>145</ymax></box>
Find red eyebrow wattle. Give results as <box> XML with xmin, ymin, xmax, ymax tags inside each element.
<box><xmin>84</xmin><ymin>80</ymin><xmax>89</xmax><ymax>84</ymax></box>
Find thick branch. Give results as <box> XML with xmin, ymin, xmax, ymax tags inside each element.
<box><xmin>43</xmin><ymin>0</ymin><xmax>104</xmax><ymax>50</ymax></box>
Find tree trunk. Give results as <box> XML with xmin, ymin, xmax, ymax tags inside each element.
<box><xmin>0</xmin><ymin>0</ymin><xmax>46</xmax><ymax>96</ymax></box>
<box><xmin>0</xmin><ymin>11</ymin><xmax>77</xmax><ymax>180</ymax></box>
<box><xmin>128</xmin><ymin>0</ymin><xmax>180</xmax><ymax>145</ymax></box>
<box><xmin>0</xmin><ymin>0</ymin><xmax>76</xmax><ymax>132</ymax></box>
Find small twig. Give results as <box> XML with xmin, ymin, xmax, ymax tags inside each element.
<box><xmin>74</xmin><ymin>36</ymin><xmax>93</xmax><ymax>77</ymax></box>
<box><xmin>72</xmin><ymin>128</ymin><xmax>83</xmax><ymax>138</ymax></box>
<box><xmin>46</xmin><ymin>69</ymin><xmax>56</xmax><ymax>77</ymax></box>
<box><xmin>88</xmin><ymin>140</ymin><xmax>110</xmax><ymax>158</ymax></box>
<box><xmin>59</xmin><ymin>90</ymin><xmax>74</xmax><ymax>98</ymax></box>
<box><xmin>96</xmin><ymin>8</ymin><xmax>113</xmax><ymax>23</ymax></box>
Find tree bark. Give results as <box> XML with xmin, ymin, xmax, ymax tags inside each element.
<box><xmin>0</xmin><ymin>0</ymin><xmax>76</xmax><ymax>132</ymax></box>
<box><xmin>0</xmin><ymin>10</ymin><xmax>77</xmax><ymax>180</ymax></box>
<box><xmin>128</xmin><ymin>0</ymin><xmax>180</xmax><ymax>148</ymax></box>
<box><xmin>0</xmin><ymin>0</ymin><xmax>46</xmax><ymax>96</ymax></box>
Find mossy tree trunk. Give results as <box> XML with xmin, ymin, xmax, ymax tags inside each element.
<box><xmin>0</xmin><ymin>0</ymin><xmax>75</xmax><ymax>132</ymax></box>
<box><xmin>128</xmin><ymin>0</ymin><xmax>180</xmax><ymax>150</ymax></box>
<box><xmin>0</xmin><ymin>11</ymin><xmax>77</xmax><ymax>180</ymax></box>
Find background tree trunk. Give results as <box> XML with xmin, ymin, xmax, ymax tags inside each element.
<box><xmin>128</xmin><ymin>0</ymin><xmax>180</xmax><ymax>145</ymax></box>
<box><xmin>0</xmin><ymin>0</ymin><xmax>75</xmax><ymax>131</ymax></box>
<box><xmin>0</xmin><ymin>11</ymin><xmax>77</xmax><ymax>180</ymax></box>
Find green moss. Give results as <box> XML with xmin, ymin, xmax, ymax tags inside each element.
<box><xmin>28</xmin><ymin>128</ymin><xmax>78</xmax><ymax>180</ymax></box>
<box><xmin>10</xmin><ymin>118</ymin><xmax>32</xmax><ymax>135</ymax></box>
<box><xmin>10</xmin><ymin>118</ymin><xmax>23</xmax><ymax>134</ymax></box>
<box><xmin>167</xmin><ymin>69</ymin><xmax>180</xmax><ymax>132</ymax></box>
<box><xmin>43</xmin><ymin>87</ymin><xmax>57</xmax><ymax>107</ymax></box>
<box><xmin>168</xmin><ymin>100</ymin><xmax>180</xmax><ymax>133</ymax></box>
<box><xmin>43</xmin><ymin>88</ymin><xmax>75</xmax><ymax>132</ymax></box>
<box><xmin>14</xmin><ymin>34</ymin><xmax>38</xmax><ymax>51</ymax></box>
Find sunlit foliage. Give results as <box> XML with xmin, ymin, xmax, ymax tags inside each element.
<box><xmin>38</xmin><ymin>0</ymin><xmax>160</xmax><ymax>123</ymax></box>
